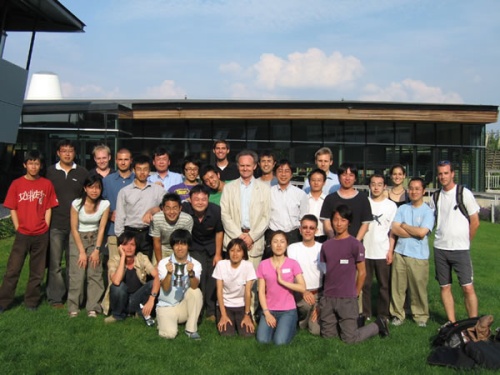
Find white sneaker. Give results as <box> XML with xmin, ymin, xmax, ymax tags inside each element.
<box><xmin>391</xmin><ymin>317</ymin><xmax>404</xmax><ymax>326</ymax></box>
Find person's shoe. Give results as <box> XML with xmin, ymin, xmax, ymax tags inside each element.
<box><xmin>391</xmin><ymin>317</ymin><xmax>404</xmax><ymax>326</ymax></box>
<box><xmin>375</xmin><ymin>317</ymin><xmax>390</xmax><ymax>338</ymax></box>
<box><xmin>69</xmin><ymin>311</ymin><xmax>78</xmax><ymax>318</ymax></box>
<box><xmin>88</xmin><ymin>311</ymin><xmax>97</xmax><ymax>318</ymax></box>
<box><xmin>438</xmin><ymin>320</ymin><xmax>453</xmax><ymax>331</ymax></box>
<box><xmin>185</xmin><ymin>330</ymin><xmax>201</xmax><ymax>340</ymax></box>
<box><xmin>417</xmin><ymin>321</ymin><xmax>427</xmax><ymax>328</ymax></box>
<box><xmin>104</xmin><ymin>315</ymin><xmax>119</xmax><ymax>324</ymax></box>
<box><xmin>52</xmin><ymin>303</ymin><xmax>65</xmax><ymax>309</ymax></box>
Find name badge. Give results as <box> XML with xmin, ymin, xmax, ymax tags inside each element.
<box><xmin>282</xmin><ymin>268</ymin><xmax>291</xmax><ymax>274</ymax></box>
<box><xmin>340</xmin><ymin>259</ymin><xmax>349</xmax><ymax>265</ymax></box>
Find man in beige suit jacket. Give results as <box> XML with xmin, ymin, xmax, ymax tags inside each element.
<box><xmin>221</xmin><ymin>150</ymin><xmax>271</xmax><ymax>269</ymax></box>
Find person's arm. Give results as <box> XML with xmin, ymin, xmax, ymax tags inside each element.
<box><xmin>89</xmin><ymin>206</ymin><xmax>110</xmax><ymax>269</ymax></box>
<box><xmin>161</xmin><ymin>260</ymin><xmax>173</xmax><ymax>293</ymax></box>
<box><xmin>355</xmin><ymin>261</ymin><xmax>366</xmax><ymax>297</ymax></box>
<box><xmin>114</xmin><ymin>191</ymin><xmax>126</xmax><ymax>237</ymax></box>
<box><xmin>186</xmin><ymin>260</ymin><xmax>200</xmax><ymax>290</ymax></box>
<box><xmin>258</xmin><ymin>278</ymin><xmax>276</xmax><ymax>328</ymax></box>
<box><xmin>323</xmin><ymin>219</ymin><xmax>334</xmax><ymax>239</ymax></box>
<box><xmin>142</xmin><ymin>206</ymin><xmax>161</xmax><ymax>225</ymax></box>
<box><xmin>70</xmin><ymin>206</ymin><xmax>87</xmax><ymax>269</ymax></box>
<box><xmin>399</xmin><ymin>222</ymin><xmax>429</xmax><ymax>240</ymax></box>
<box><xmin>241</xmin><ymin>279</ymin><xmax>255</xmax><ymax>333</ymax></box>
<box><xmin>390</xmin><ymin>221</ymin><xmax>411</xmax><ymax>238</ymax></box>
<box><xmin>469</xmin><ymin>213</ymin><xmax>480</xmax><ymax>242</ymax></box>
<box><xmin>152</xmin><ymin>236</ymin><xmax>163</xmax><ymax>263</ymax></box>
<box><xmin>44</xmin><ymin>208</ymin><xmax>52</xmax><ymax>228</ymax></box>
<box><xmin>110</xmin><ymin>246</ymin><xmax>126</xmax><ymax>285</ymax></box>
<box><xmin>276</xmin><ymin>268</ymin><xmax>306</xmax><ymax>294</ymax></box>
<box><xmin>216</xmin><ymin>279</ymin><xmax>232</xmax><ymax>333</ymax></box>
<box><xmin>141</xmin><ymin>266</ymin><xmax>160</xmax><ymax>317</ymax></box>
<box><xmin>10</xmin><ymin>210</ymin><xmax>19</xmax><ymax>231</ymax></box>
<box><xmin>356</xmin><ymin>222</ymin><xmax>369</xmax><ymax>242</ymax></box>
<box><xmin>386</xmin><ymin>231</ymin><xmax>396</xmax><ymax>265</ymax></box>
<box><xmin>213</xmin><ymin>231</ymin><xmax>224</xmax><ymax>265</ymax></box>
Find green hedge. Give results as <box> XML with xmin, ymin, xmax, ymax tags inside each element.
<box><xmin>0</xmin><ymin>217</ymin><xmax>15</xmax><ymax>240</ymax></box>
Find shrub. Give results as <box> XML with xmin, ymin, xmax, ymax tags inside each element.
<box><xmin>0</xmin><ymin>217</ymin><xmax>15</xmax><ymax>240</ymax></box>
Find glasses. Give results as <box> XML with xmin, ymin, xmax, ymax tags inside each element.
<box><xmin>438</xmin><ymin>160</ymin><xmax>451</xmax><ymax>166</ymax></box>
<box><xmin>276</xmin><ymin>169</ymin><xmax>292</xmax><ymax>174</ymax></box>
<box><xmin>301</xmin><ymin>226</ymin><xmax>316</xmax><ymax>230</ymax></box>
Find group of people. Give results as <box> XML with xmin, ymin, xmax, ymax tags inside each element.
<box><xmin>0</xmin><ymin>140</ymin><xmax>481</xmax><ymax>346</ymax></box>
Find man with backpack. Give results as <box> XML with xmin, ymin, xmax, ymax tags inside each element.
<box><xmin>431</xmin><ymin>160</ymin><xmax>480</xmax><ymax>325</ymax></box>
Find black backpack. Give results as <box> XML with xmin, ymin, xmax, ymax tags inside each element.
<box><xmin>432</xmin><ymin>184</ymin><xmax>470</xmax><ymax>224</ymax></box>
<box><xmin>432</xmin><ymin>318</ymin><xmax>479</xmax><ymax>348</ymax></box>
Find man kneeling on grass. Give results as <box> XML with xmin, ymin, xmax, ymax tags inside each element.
<box><xmin>105</xmin><ymin>231</ymin><xmax>160</xmax><ymax>325</ymax></box>
<box><xmin>156</xmin><ymin>229</ymin><xmax>203</xmax><ymax>340</ymax></box>
<box><xmin>319</xmin><ymin>205</ymin><xmax>390</xmax><ymax>343</ymax></box>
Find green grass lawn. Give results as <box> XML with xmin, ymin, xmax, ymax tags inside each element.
<box><xmin>0</xmin><ymin>222</ymin><xmax>499</xmax><ymax>374</ymax></box>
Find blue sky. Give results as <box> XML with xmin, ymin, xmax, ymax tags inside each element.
<box><xmin>4</xmin><ymin>0</ymin><xmax>500</xmax><ymax>130</ymax></box>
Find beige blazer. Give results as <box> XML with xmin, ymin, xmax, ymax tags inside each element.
<box><xmin>220</xmin><ymin>178</ymin><xmax>271</xmax><ymax>258</ymax></box>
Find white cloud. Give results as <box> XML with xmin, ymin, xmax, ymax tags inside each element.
<box><xmin>61</xmin><ymin>82</ymin><xmax>122</xmax><ymax>99</ymax></box>
<box><xmin>360</xmin><ymin>79</ymin><xmax>464</xmax><ymax>104</ymax></box>
<box><xmin>143</xmin><ymin>79</ymin><xmax>186</xmax><ymax>99</ymax></box>
<box><xmin>219</xmin><ymin>62</ymin><xmax>243</xmax><ymax>75</ymax></box>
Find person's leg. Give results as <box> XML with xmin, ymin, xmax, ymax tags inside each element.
<box><xmin>85</xmin><ymin>233</ymin><xmax>104</xmax><ymax>313</ymax></box>
<box><xmin>337</xmin><ymin>298</ymin><xmax>379</xmax><ymax>343</ymax></box>
<box><xmin>25</xmin><ymin>232</ymin><xmax>49</xmax><ymax>308</ymax></box>
<box><xmin>389</xmin><ymin>253</ymin><xmax>407</xmax><ymax>321</ymax></box>
<box><xmin>217</xmin><ymin>305</ymin><xmax>237</xmax><ymax>336</ymax></box>
<box><xmin>307</xmin><ymin>293</ymin><xmax>321</xmax><ymax>336</ymax></box>
<box><xmin>407</xmin><ymin>258</ymin><xmax>429</xmax><ymax>325</ymax></box>
<box><xmin>453</xmin><ymin>250</ymin><xmax>478</xmax><ymax>319</ymax></box>
<box><xmin>156</xmin><ymin>305</ymin><xmax>180</xmax><ymax>339</ymax></box>
<box><xmin>256</xmin><ymin>312</ymin><xmax>275</xmax><ymax>343</ymax></box>
<box><xmin>46</xmin><ymin>228</ymin><xmax>69</xmax><ymax>305</ymax></box>
<box><xmin>434</xmin><ymin>247</ymin><xmax>455</xmax><ymax>322</ymax></box>
<box><xmin>362</xmin><ymin>258</ymin><xmax>375</xmax><ymax>318</ymax></box>
<box><xmin>129</xmin><ymin>280</ymin><xmax>153</xmax><ymax>316</ymax></box>
<box><xmin>232</xmin><ymin>306</ymin><xmax>254</xmax><ymax>337</ymax></box>
<box><xmin>0</xmin><ymin>233</ymin><xmax>30</xmax><ymax>309</ymax></box>
<box><xmin>296</xmin><ymin>297</ymin><xmax>311</xmax><ymax>329</ymax></box>
<box><xmin>374</xmin><ymin>258</ymin><xmax>391</xmax><ymax>319</ymax></box>
<box><xmin>319</xmin><ymin>296</ymin><xmax>339</xmax><ymax>338</ymax></box>
<box><xmin>184</xmin><ymin>288</ymin><xmax>203</xmax><ymax>333</ymax></box>
<box><xmin>67</xmin><ymin>233</ymin><xmax>85</xmax><ymax>313</ymax></box>
<box><xmin>109</xmin><ymin>282</ymin><xmax>128</xmax><ymax>319</ymax></box>
<box><xmin>272</xmin><ymin>309</ymin><xmax>298</xmax><ymax>345</ymax></box>
<box><xmin>204</xmin><ymin>254</ymin><xmax>217</xmax><ymax>317</ymax></box>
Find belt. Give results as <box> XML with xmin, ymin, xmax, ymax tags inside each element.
<box><xmin>241</xmin><ymin>228</ymin><xmax>250</xmax><ymax>233</ymax></box>
<box><xmin>125</xmin><ymin>226</ymin><xmax>149</xmax><ymax>233</ymax></box>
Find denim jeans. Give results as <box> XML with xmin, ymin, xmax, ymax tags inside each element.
<box><xmin>47</xmin><ymin>227</ymin><xmax>70</xmax><ymax>304</ymax></box>
<box><xmin>109</xmin><ymin>280</ymin><xmax>153</xmax><ymax>319</ymax></box>
<box><xmin>256</xmin><ymin>309</ymin><xmax>297</xmax><ymax>345</ymax></box>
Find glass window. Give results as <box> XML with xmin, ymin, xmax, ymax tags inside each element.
<box><xmin>140</xmin><ymin>119</ymin><xmax>188</xmax><ymax>139</ymax></box>
<box><xmin>462</xmin><ymin>124</ymin><xmax>484</xmax><ymax>147</ymax></box>
<box><xmin>247</xmin><ymin>120</ymin><xmax>269</xmax><ymax>140</ymax></box>
<box><xmin>415</xmin><ymin>123</ymin><xmax>435</xmax><ymax>145</ymax></box>
<box><xmin>344</xmin><ymin>121</ymin><xmax>365</xmax><ymax>144</ymax></box>
<box><xmin>395</xmin><ymin>123</ymin><xmax>413</xmax><ymax>144</ymax></box>
<box><xmin>324</xmin><ymin>120</ymin><xmax>344</xmax><ymax>143</ymax></box>
<box><xmin>213</xmin><ymin>120</ymin><xmax>247</xmax><ymax>141</ymax></box>
<box><xmin>366</xmin><ymin>121</ymin><xmax>394</xmax><ymax>144</ymax></box>
<box><xmin>270</xmin><ymin>120</ymin><xmax>291</xmax><ymax>141</ymax></box>
<box><xmin>436</xmin><ymin>123</ymin><xmax>460</xmax><ymax>145</ymax></box>
<box><xmin>292</xmin><ymin>120</ymin><xmax>322</xmax><ymax>143</ymax></box>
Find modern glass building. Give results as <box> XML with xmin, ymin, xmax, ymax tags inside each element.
<box><xmin>4</xmin><ymin>99</ymin><xmax>498</xmax><ymax>198</ymax></box>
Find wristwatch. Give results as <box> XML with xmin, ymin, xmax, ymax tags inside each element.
<box><xmin>151</xmin><ymin>292</ymin><xmax>158</xmax><ymax>297</ymax></box>
<box><xmin>188</xmin><ymin>271</ymin><xmax>195</xmax><ymax>278</ymax></box>
<box><xmin>245</xmin><ymin>311</ymin><xmax>251</xmax><ymax>316</ymax></box>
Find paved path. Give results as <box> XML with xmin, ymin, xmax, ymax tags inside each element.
<box><xmin>0</xmin><ymin>204</ymin><xmax>10</xmax><ymax>219</ymax></box>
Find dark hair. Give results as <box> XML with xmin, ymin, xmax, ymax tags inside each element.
<box><xmin>259</xmin><ymin>150</ymin><xmax>275</xmax><ymax>161</ymax></box>
<box><xmin>274</xmin><ymin>159</ymin><xmax>292</xmax><ymax>172</ymax></box>
<box><xmin>56</xmin><ymin>139</ymin><xmax>75</xmax><ymax>151</ymax></box>
<box><xmin>118</xmin><ymin>231</ymin><xmax>137</xmax><ymax>247</ymax></box>
<box><xmin>189</xmin><ymin>184</ymin><xmax>210</xmax><ymax>198</ymax></box>
<box><xmin>78</xmin><ymin>174</ymin><xmax>103</xmax><ymax>211</ymax></box>
<box><xmin>200</xmin><ymin>165</ymin><xmax>218</xmax><ymax>179</ymax></box>
<box><xmin>160</xmin><ymin>193</ymin><xmax>182</xmax><ymax>209</ymax></box>
<box><xmin>153</xmin><ymin>146</ymin><xmax>171</xmax><ymax>158</ymax></box>
<box><xmin>132</xmin><ymin>155</ymin><xmax>151</xmax><ymax>169</ymax></box>
<box><xmin>170</xmin><ymin>229</ymin><xmax>192</xmax><ymax>248</ymax></box>
<box><xmin>300</xmin><ymin>214</ymin><xmax>318</xmax><ymax>226</ymax></box>
<box><xmin>369</xmin><ymin>173</ymin><xmax>386</xmax><ymax>184</ymax></box>
<box><xmin>332</xmin><ymin>204</ymin><xmax>353</xmax><ymax>223</ymax></box>
<box><xmin>213</xmin><ymin>140</ymin><xmax>230</xmax><ymax>150</ymax></box>
<box><xmin>227</xmin><ymin>238</ymin><xmax>249</xmax><ymax>260</ymax></box>
<box><xmin>24</xmin><ymin>150</ymin><xmax>43</xmax><ymax>163</ymax></box>
<box><xmin>337</xmin><ymin>162</ymin><xmax>358</xmax><ymax>178</ymax></box>
<box><xmin>390</xmin><ymin>164</ymin><xmax>406</xmax><ymax>176</ymax></box>
<box><xmin>409</xmin><ymin>177</ymin><xmax>426</xmax><ymax>189</ymax></box>
<box><xmin>182</xmin><ymin>156</ymin><xmax>201</xmax><ymax>172</ymax></box>
<box><xmin>308</xmin><ymin>168</ymin><xmax>326</xmax><ymax>182</ymax></box>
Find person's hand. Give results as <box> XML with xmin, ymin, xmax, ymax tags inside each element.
<box><xmin>78</xmin><ymin>252</ymin><xmax>87</xmax><ymax>268</ymax></box>
<box><xmin>142</xmin><ymin>298</ymin><xmax>154</xmax><ymax>317</ymax></box>
<box><xmin>276</xmin><ymin>266</ymin><xmax>283</xmax><ymax>284</ymax></box>
<box><xmin>218</xmin><ymin>314</ymin><xmax>232</xmax><ymax>332</ymax></box>
<box><xmin>213</xmin><ymin>254</ymin><xmax>222</xmax><ymax>266</ymax></box>
<box><xmin>166</xmin><ymin>261</ymin><xmax>174</xmax><ymax>275</ymax></box>
<box><xmin>264</xmin><ymin>310</ymin><xmax>276</xmax><ymax>328</ymax></box>
<box><xmin>118</xmin><ymin>245</ymin><xmax>125</xmax><ymax>258</ymax></box>
<box><xmin>89</xmin><ymin>249</ymin><xmax>100</xmax><ymax>268</ymax></box>
<box><xmin>142</xmin><ymin>211</ymin><xmax>153</xmax><ymax>225</ymax></box>
<box><xmin>110</xmin><ymin>211</ymin><xmax>116</xmax><ymax>223</ymax></box>
<box><xmin>303</xmin><ymin>291</ymin><xmax>315</xmax><ymax>305</ymax></box>
<box><xmin>241</xmin><ymin>314</ymin><xmax>255</xmax><ymax>333</ymax></box>
<box><xmin>186</xmin><ymin>261</ymin><xmax>194</xmax><ymax>273</ymax></box>
<box><xmin>386</xmin><ymin>252</ymin><xmax>393</xmax><ymax>265</ymax></box>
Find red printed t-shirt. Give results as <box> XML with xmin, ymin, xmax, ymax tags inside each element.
<box><xmin>3</xmin><ymin>176</ymin><xmax>58</xmax><ymax>235</ymax></box>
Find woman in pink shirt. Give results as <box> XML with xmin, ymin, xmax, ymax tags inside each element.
<box><xmin>256</xmin><ymin>231</ymin><xmax>306</xmax><ymax>345</ymax></box>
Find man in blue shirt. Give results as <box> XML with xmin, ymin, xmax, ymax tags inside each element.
<box><xmin>148</xmin><ymin>146</ymin><xmax>183</xmax><ymax>191</ymax></box>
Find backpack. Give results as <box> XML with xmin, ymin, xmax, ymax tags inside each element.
<box><xmin>433</xmin><ymin>317</ymin><xmax>480</xmax><ymax>348</ymax></box>
<box><xmin>432</xmin><ymin>184</ymin><xmax>470</xmax><ymax>223</ymax></box>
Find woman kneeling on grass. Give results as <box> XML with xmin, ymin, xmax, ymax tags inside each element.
<box><xmin>256</xmin><ymin>231</ymin><xmax>306</xmax><ymax>345</ymax></box>
<box><xmin>68</xmin><ymin>175</ymin><xmax>110</xmax><ymax>318</ymax></box>
<box><xmin>212</xmin><ymin>238</ymin><xmax>256</xmax><ymax>337</ymax></box>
